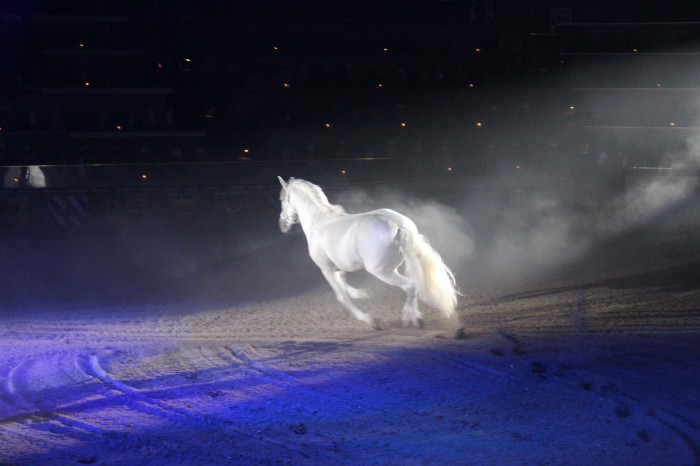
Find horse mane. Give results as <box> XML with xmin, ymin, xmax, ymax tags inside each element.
<box><xmin>290</xmin><ymin>178</ymin><xmax>346</xmax><ymax>215</ymax></box>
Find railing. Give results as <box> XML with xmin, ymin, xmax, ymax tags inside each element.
<box><xmin>0</xmin><ymin>157</ymin><xmax>473</xmax><ymax>235</ymax></box>
<box><xmin>4</xmin><ymin>156</ymin><xmax>694</xmax><ymax>236</ymax></box>
<box><xmin>0</xmin><ymin>157</ymin><xmax>478</xmax><ymax>191</ymax></box>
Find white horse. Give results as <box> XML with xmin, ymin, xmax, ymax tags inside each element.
<box><xmin>278</xmin><ymin>176</ymin><xmax>459</xmax><ymax>329</ymax></box>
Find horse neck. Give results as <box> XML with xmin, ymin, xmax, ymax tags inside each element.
<box><xmin>291</xmin><ymin>187</ymin><xmax>335</xmax><ymax>234</ymax></box>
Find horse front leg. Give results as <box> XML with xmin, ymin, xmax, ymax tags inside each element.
<box><xmin>337</xmin><ymin>271</ymin><xmax>370</xmax><ymax>300</ymax></box>
<box><xmin>319</xmin><ymin>267</ymin><xmax>382</xmax><ymax>330</ymax></box>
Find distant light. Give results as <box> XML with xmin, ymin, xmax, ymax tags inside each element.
<box><xmin>632</xmin><ymin>166</ymin><xmax>673</xmax><ymax>171</ymax></box>
<box><xmin>474</xmin><ymin>48</ymin><xmax>481</xmax><ymax>53</ymax></box>
<box><xmin>325</xmin><ymin>122</ymin><xmax>331</xmax><ymax>128</ymax></box>
<box><xmin>243</xmin><ymin>148</ymin><xmax>250</xmax><ymax>153</ymax></box>
<box><xmin>377</xmin><ymin>83</ymin><xmax>384</xmax><ymax>88</ymax></box>
<box><xmin>383</xmin><ymin>47</ymin><xmax>389</xmax><ymax>52</ymax></box>
<box><xmin>157</xmin><ymin>63</ymin><xmax>163</xmax><ymax>69</ymax></box>
<box><xmin>341</xmin><ymin>169</ymin><xmax>347</xmax><ymax>175</ymax></box>
<box><xmin>569</xmin><ymin>106</ymin><xmax>575</xmax><ymax>110</ymax></box>
<box><xmin>475</xmin><ymin>121</ymin><xmax>483</xmax><ymax>128</ymax></box>
<box><xmin>283</xmin><ymin>83</ymin><xmax>291</xmax><ymax>88</ymax></box>
<box><xmin>670</xmin><ymin>122</ymin><xmax>676</xmax><ymax>127</ymax></box>
<box><xmin>83</xmin><ymin>82</ymin><xmax>91</xmax><ymax>87</ymax></box>
<box><xmin>13</xmin><ymin>177</ymin><xmax>20</xmax><ymax>184</ymax></box>
<box><xmin>656</xmin><ymin>83</ymin><xmax>662</xmax><ymax>88</ymax></box>
<box><xmin>632</xmin><ymin>48</ymin><xmax>638</xmax><ymax>53</ymax></box>
<box><xmin>79</xmin><ymin>43</ymin><xmax>85</xmax><ymax>48</ymax></box>
<box><xmin>116</xmin><ymin>124</ymin><xmax>123</xmax><ymax>131</ymax></box>
<box><xmin>515</xmin><ymin>164</ymin><xmax>522</xmax><ymax>170</ymax></box>
<box><xmin>185</xmin><ymin>58</ymin><xmax>191</xmax><ymax>63</ymax></box>
<box><xmin>468</xmin><ymin>83</ymin><xmax>475</xmax><ymax>89</ymax></box>
<box><xmin>400</xmin><ymin>122</ymin><xmax>407</xmax><ymax>128</ymax></box>
<box><xmin>447</xmin><ymin>167</ymin><xmax>453</xmax><ymax>172</ymax></box>
<box><xmin>272</xmin><ymin>46</ymin><xmax>279</xmax><ymax>52</ymax></box>
<box><xmin>0</xmin><ymin>127</ymin><xmax>3</xmax><ymax>132</ymax></box>
<box><xmin>141</xmin><ymin>174</ymin><xmax>148</xmax><ymax>180</ymax></box>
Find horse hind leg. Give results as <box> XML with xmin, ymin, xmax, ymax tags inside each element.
<box><xmin>320</xmin><ymin>268</ymin><xmax>382</xmax><ymax>330</ymax></box>
<box><xmin>368</xmin><ymin>268</ymin><xmax>422</xmax><ymax>328</ymax></box>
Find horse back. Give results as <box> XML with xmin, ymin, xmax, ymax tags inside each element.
<box><xmin>312</xmin><ymin>209</ymin><xmax>410</xmax><ymax>272</ymax></box>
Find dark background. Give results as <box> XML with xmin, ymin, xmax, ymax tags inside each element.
<box><xmin>2</xmin><ymin>0</ymin><xmax>699</xmax><ymax>169</ymax></box>
<box><xmin>2</xmin><ymin>0</ymin><xmax>700</xmax><ymax>311</ymax></box>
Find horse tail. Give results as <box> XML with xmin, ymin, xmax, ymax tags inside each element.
<box><xmin>400</xmin><ymin>227</ymin><xmax>458</xmax><ymax>318</ymax></box>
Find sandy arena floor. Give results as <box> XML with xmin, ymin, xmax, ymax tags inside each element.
<box><xmin>1</xmin><ymin>213</ymin><xmax>700</xmax><ymax>465</ymax></box>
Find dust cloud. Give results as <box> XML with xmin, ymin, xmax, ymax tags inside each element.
<box><xmin>461</xmin><ymin>127</ymin><xmax>700</xmax><ymax>289</ymax></box>
<box><xmin>599</xmin><ymin>130</ymin><xmax>700</xmax><ymax>235</ymax></box>
<box><xmin>318</xmin><ymin>121</ymin><xmax>700</xmax><ymax>294</ymax></box>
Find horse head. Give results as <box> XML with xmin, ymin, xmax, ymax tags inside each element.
<box><xmin>278</xmin><ymin>176</ymin><xmax>298</xmax><ymax>233</ymax></box>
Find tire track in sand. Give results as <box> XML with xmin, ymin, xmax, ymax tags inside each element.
<box><xmin>0</xmin><ymin>352</ymin><xmax>118</xmax><ymax>465</ymax></box>
<box><xmin>77</xmin><ymin>348</ymin><xmax>346</xmax><ymax>465</ymax></box>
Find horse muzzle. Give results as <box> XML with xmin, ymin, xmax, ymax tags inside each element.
<box><xmin>279</xmin><ymin>216</ymin><xmax>293</xmax><ymax>233</ymax></box>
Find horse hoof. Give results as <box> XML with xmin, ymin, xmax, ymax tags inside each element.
<box><xmin>350</xmin><ymin>288</ymin><xmax>371</xmax><ymax>299</ymax></box>
<box><xmin>402</xmin><ymin>318</ymin><xmax>424</xmax><ymax>329</ymax></box>
<box><xmin>370</xmin><ymin>318</ymin><xmax>385</xmax><ymax>330</ymax></box>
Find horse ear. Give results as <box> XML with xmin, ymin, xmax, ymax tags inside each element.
<box><xmin>278</xmin><ymin>176</ymin><xmax>287</xmax><ymax>188</ymax></box>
